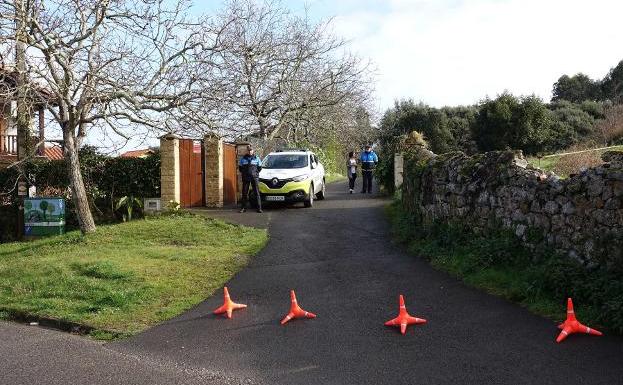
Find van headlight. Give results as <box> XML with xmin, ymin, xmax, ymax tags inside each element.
<box><xmin>291</xmin><ymin>174</ymin><xmax>309</xmax><ymax>182</ymax></box>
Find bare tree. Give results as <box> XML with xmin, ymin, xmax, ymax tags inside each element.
<box><xmin>0</xmin><ymin>0</ymin><xmax>227</xmax><ymax>233</ymax></box>
<box><xmin>596</xmin><ymin>104</ymin><xmax>623</xmax><ymax>146</ymax></box>
<box><xmin>205</xmin><ymin>0</ymin><xmax>373</xmax><ymax>141</ymax></box>
<box><xmin>0</xmin><ymin>0</ymin><xmax>376</xmax><ymax>231</ymax></box>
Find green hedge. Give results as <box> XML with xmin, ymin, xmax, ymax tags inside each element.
<box><xmin>0</xmin><ymin>206</ymin><xmax>17</xmax><ymax>243</ymax></box>
<box><xmin>294</xmin><ymin>137</ymin><xmax>346</xmax><ymax>176</ymax></box>
<box><xmin>375</xmin><ymin>153</ymin><xmax>394</xmax><ymax>194</ymax></box>
<box><xmin>0</xmin><ymin>148</ymin><xmax>160</xmax><ymax>240</ymax></box>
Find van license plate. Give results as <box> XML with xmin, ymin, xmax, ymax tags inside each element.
<box><xmin>265</xmin><ymin>196</ymin><xmax>285</xmax><ymax>201</ymax></box>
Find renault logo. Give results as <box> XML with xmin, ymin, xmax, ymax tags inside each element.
<box><xmin>271</xmin><ymin>178</ymin><xmax>279</xmax><ymax>186</ymax></box>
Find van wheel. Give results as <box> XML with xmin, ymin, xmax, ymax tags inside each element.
<box><xmin>304</xmin><ymin>184</ymin><xmax>314</xmax><ymax>208</ymax></box>
<box><xmin>316</xmin><ymin>180</ymin><xmax>326</xmax><ymax>200</ymax></box>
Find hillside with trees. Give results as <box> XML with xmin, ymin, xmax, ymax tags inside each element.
<box><xmin>553</xmin><ymin>61</ymin><xmax>623</xmax><ymax>103</ymax></box>
<box><xmin>376</xmin><ymin>59</ymin><xmax>623</xmax><ymax>190</ymax></box>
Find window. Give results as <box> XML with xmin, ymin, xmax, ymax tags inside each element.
<box><xmin>262</xmin><ymin>154</ymin><xmax>309</xmax><ymax>169</ymax></box>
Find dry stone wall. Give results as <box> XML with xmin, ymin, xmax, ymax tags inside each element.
<box><xmin>402</xmin><ymin>149</ymin><xmax>623</xmax><ymax>270</ymax></box>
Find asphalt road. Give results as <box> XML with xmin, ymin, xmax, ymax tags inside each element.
<box><xmin>2</xmin><ymin>181</ymin><xmax>622</xmax><ymax>384</ymax></box>
<box><xmin>106</xmin><ymin>180</ymin><xmax>623</xmax><ymax>385</ymax></box>
<box><xmin>0</xmin><ymin>320</ymin><xmax>236</xmax><ymax>385</ymax></box>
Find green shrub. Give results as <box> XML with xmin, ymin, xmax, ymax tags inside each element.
<box><xmin>296</xmin><ymin>136</ymin><xmax>347</xmax><ymax>176</ymax></box>
<box><xmin>0</xmin><ymin>148</ymin><xmax>160</xmax><ymax>236</ymax></box>
<box><xmin>375</xmin><ymin>155</ymin><xmax>394</xmax><ymax>194</ymax></box>
<box><xmin>0</xmin><ymin>205</ymin><xmax>17</xmax><ymax>242</ymax></box>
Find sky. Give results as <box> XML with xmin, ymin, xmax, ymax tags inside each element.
<box><xmin>197</xmin><ymin>0</ymin><xmax>623</xmax><ymax>110</ymax></box>
<box><xmin>46</xmin><ymin>0</ymin><xmax>623</xmax><ymax>151</ymax></box>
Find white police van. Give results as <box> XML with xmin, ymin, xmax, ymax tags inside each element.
<box><xmin>258</xmin><ymin>149</ymin><xmax>326</xmax><ymax>207</ymax></box>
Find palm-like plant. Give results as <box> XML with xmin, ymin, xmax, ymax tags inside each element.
<box><xmin>115</xmin><ymin>196</ymin><xmax>143</xmax><ymax>222</ymax></box>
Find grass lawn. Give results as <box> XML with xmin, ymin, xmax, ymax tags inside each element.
<box><xmin>527</xmin><ymin>145</ymin><xmax>623</xmax><ymax>177</ymax></box>
<box><xmin>528</xmin><ymin>155</ymin><xmax>558</xmax><ymax>172</ymax></box>
<box><xmin>0</xmin><ymin>214</ymin><xmax>267</xmax><ymax>338</ymax></box>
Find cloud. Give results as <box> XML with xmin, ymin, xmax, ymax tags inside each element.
<box><xmin>329</xmin><ymin>0</ymin><xmax>623</xmax><ymax>108</ymax></box>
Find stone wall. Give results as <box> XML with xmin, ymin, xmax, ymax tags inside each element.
<box><xmin>204</xmin><ymin>134</ymin><xmax>223</xmax><ymax>207</ymax></box>
<box><xmin>160</xmin><ymin>134</ymin><xmax>180</xmax><ymax>205</ymax></box>
<box><xmin>394</xmin><ymin>153</ymin><xmax>404</xmax><ymax>189</ymax></box>
<box><xmin>402</xmin><ymin>149</ymin><xmax>623</xmax><ymax>269</ymax></box>
<box><xmin>160</xmin><ymin>134</ymin><xmax>235</xmax><ymax>208</ymax></box>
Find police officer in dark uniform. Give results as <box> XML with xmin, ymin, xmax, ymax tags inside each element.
<box><xmin>359</xmin><ymin>144</ymin><xmax>379</xmax><ymax>194</ymax></box>
<box><xmin>239</xmin><ymin>146</ymin><xmax>263</xmax><ymax>213</ymax></box>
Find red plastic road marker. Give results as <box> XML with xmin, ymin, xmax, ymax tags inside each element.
<box><xmin>556</xmin><ymin>298</ymin><xmax>602</xmax><ymax>343</ymax></box>
<box><xmin>384</xmin><ymin>294</ymin><xmax>426</xmax><ymax>335</ymax></box>
<box><xmin>213</xmin><ymin>287</ymin><xmax>247</xmax><ymax>319</ymax></box>
<box><xmin>280</xmin><ymin>290</ymin><xmax>317</xmax><ymax>325</ymax></box>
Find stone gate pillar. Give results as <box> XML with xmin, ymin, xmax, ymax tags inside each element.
<box><xmin>160</xmin><ymin>134</ymin><xmax>181</xmax><ymax>206</ymax></box>
<box><xmin>394</xmin><ymin>153</ymin><xmax>404</xmax><ymax>189</ymax></box>
<box><xmin>204</xmin><ymin>133</ymin><xmax>224</xmax><ymax>207</ymax></box>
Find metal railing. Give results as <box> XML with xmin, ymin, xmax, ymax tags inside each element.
<box><xmin>0</xmin><ymin>134</ymin><xmax>17</xmax><ymax>154</ymax></box>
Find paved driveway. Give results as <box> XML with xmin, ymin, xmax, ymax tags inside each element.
<box><xmin>108</xmin><ymin>181</ymin><xmax>623</xmax><ymax>385</ymax></box>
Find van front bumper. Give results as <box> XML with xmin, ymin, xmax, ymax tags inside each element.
<box><xmin>259</xmin><ymin>180</ymin><xmax>311</xmax><ymax>202</ymax></box>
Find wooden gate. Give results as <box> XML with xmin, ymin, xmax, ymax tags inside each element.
<box><xmin>179</xmin><ymin>139</ymin><xmax>204</xmax><ymax>208</ymax></box>
<box><xmin>223</xmin><ymin>143</ymin><xmax>238</xmax><ymax>205</ymax></box>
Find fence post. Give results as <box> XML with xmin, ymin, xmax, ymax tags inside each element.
<box><xmin>394</xmin><ymin>153</ymin><xmax>404</xmax><ymax>189</ymax></box>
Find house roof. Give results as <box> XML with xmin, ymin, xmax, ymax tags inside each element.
<box><xmin>43</xmin><ymin>145</ymin><xmax>63</xmax><ymax>160</ymax></box>
<box><xmin>120</xmin><ymin>148</ymin><xmax>155</xmax><ymax>158</ymax></box>
<box><xmin>0</xmin><ymin>67</ymin><xmax>57</xmax><ymax>106</ymax></box>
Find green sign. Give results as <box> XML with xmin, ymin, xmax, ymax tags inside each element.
<box><xmin>24</xmin><ymin>198</ymin><xmax>66</xmax><ymax>237</ymax></box>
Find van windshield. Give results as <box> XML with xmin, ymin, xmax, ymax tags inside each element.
<box><xmin>262</xmin><ymin>154</ymin><xmax>309</xmax><ymax>169</ymax></box>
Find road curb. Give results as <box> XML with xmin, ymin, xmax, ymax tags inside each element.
<box><xmin>0</xmin><ymin>308</ymin><xmax>127</xmax><ymax>339</ymax></box>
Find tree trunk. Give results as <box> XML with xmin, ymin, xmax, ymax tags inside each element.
<box><xmin>257</xmin><ymin>115</ymin><xmax>271</xmax><ymax>140</ymax></box>
<box><xmin>15</xmin><ymin>0</ymin><xmax>31</xmax><ymax>161</ymax></box>
<box><xmin>63</xmin><ymin>127</ymin><xmax>96</xmax><ymax>234</ymax></box>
